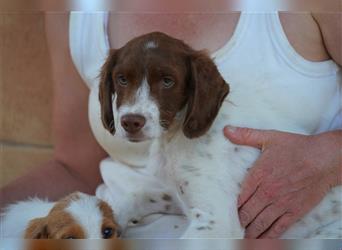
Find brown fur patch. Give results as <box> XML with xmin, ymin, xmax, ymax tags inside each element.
<box><xmin>25</xmin><ymin>218</ymin><xmax>48</xmax><ymax>239</ymax></box>
<box><xmin>45</xmin><ymin>211</ymin><xmax>85</xmax><ymax>239</ymax></box>
<box><xmin>98</xmin><ymin>201</ymin><xmax>121</xmax><ymax>238</ymax></box>
<box><xmin>24</xmin><ymin>206</ymin><xmax>85</xmax><ymax>239</ymax></box>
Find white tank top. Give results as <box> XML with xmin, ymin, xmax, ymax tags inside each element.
<box><xmin>69</xmin><ymin>12</ymin><xmax>341</xmax><ymax>168</ymax></box>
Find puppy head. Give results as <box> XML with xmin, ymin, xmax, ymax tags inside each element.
<box><xmin>24</xmin><ymin>192</ymin><xmax>121</xmax><ymax>239</ymax></box>
<box><xmin>99</xmin><ymin>32</ymin><xmax>229</xmax><ymax>142</ymax></box>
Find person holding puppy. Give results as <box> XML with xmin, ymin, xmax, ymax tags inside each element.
<box><xmin>1</xmin><ymin>8</ymin><xmax>341</xmax><ymax>239</ymax></box>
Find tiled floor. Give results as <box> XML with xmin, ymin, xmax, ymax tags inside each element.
<box><xmin>1</xmin><ymin>13</ymin><xmax>54</xmax><ymax>187</ymax></box>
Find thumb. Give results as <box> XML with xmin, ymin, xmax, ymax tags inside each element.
<box><xmin>223</xmin><ymin>126</ymin><xmax>274</xmax><ymax>149</ymax></box>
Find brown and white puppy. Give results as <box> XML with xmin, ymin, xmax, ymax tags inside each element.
<box><xmin>99</xmin><ymin>31</ymin><xmax>229</xmax><ymax>142</ymax></box>
<box><xmin>1</xmin><ymin>192</ymin><xmax>121</xmax><ymax>239</ymax></box>
<box><xmin>96</xmin><ymin>31</ymin><xmax>241</xmax><ymax>238</ymax></box>
<box><xmin>96</xmin><ymin>31</ymin><xmax>341</xmax><ymax>240</ymax></box>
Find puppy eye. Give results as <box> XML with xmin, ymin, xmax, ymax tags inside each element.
<box><xmin>117</xmin><ymin>75</ymin><xmax>128</xmax><ymax>86</ymax></box>
<box><xmin>102</xmin><ymin>227</ymin><xmax>114</xmax><ymax>239</ymax></box>
<box><xmin>162</xmin><ymin>77</ymin><xmax>175</xmax><ymax>88</ymax></box>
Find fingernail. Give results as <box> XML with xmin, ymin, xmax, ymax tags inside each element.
<box><xmin>224</xmin><ymin>125</ymin><xmax>237</xmax><ymax>133</ymax></box>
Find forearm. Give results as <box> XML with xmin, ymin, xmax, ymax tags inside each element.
<box><xmin>0</xmin><ymin>158</ymin><xmax>94</xmax><ymax>211</ymax></box>
<box><xmin>322</xmin><ymin>129</ymin><xmax>342</xmax><ymax>186</ymax></box>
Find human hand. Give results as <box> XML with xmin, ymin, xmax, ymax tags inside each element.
<box><xmin>224</xmin><ymin>126</ymin><xmax>341</xmax><ymax>238</ymax></box>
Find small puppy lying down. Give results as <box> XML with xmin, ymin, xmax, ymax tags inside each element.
<box><xmin>1</xmin><ymin>192</ymin><xmax>121</xmax><ymax>239</ymax></box>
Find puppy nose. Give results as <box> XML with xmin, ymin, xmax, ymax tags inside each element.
<box><xmin>121</xmin><ymin>114</ymin><xmax>146</xmax><ymax>133</ymax></box>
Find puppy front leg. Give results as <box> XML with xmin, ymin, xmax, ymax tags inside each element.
<box><xmin>179</xmin><ymin>181</ymin><xmax>243</xmax><ymax>239</ymax></box>
<box><xmin>97</xmin><ymin>160</ymin><xmax>182</xmax><ymax>228</ymax></box>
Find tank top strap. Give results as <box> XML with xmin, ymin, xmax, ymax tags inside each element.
<box><xmin>266</xmin><ymin>12</ymin><xmax>339</xmax><ymax>77</ymax></box>
<box><xmin>211</xmin><ymin>12</ymin><xmax>250</xmax><ymax>62</ymax></box>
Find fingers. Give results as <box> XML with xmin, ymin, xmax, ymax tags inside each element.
<box><xmin>224</xmin><ymin>126</ymin><xmax>283</xmax><ymax>206</ymax></box>
<box><xmin>244</xmin><ymin>204</ymin><xmax>286</xmax><ymax>238</ymax></box>
<box><xmin>259</xmin><ymin>212</ymin><xmax>295</xmax><ymax>239</ymax></box>
<box><xmin>223</xmin><ymin>126</ymin><xmax>276</xmax><ymax>149</ymax></box>
<box><xmin>238</xmin><ymin>163</ymin><xmax>283</xmax><ymax>231</ymax></box>
<box><xmin>238</xmin><ymin>158</ymin><xmax>274</xmax><ymax>208</ymax></box>
<box><xmin>239</xmin><ymin>184</ymin><xmax>272</xmax><ymax>228</ymax></box>
<box><xmin>224</xmin><ymin>126</ymin><xmax>297</xmax><ymax>238</ymax></box>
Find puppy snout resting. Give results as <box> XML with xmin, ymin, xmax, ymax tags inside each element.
<box><xmin>1</xmin><ymin>192</ymin><xmax>121</xmax><ymax>239</ymax></box>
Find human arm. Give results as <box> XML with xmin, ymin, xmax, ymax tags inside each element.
<box><xmin>224</xmin><ymin>127</ymin><xmax>342</xmax><ymax>238</ymax></box>
<box><xmin>0</xmin><ymin>13</ymin><xmax>107</xmax><ymax>209</ymax></box>
<box><xmin>222</xmin><ymin>10</ymin><xmax>342</xmax><ymax>238</ymax></box>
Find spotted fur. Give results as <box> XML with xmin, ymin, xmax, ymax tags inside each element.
<box><xmin>97</xmin><ymin>32</ymin><xmax>341</xmax><ymax>239</ymax></box>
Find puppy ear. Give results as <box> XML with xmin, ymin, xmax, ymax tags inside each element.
<box><xmin>183</xmin><ymin>51</ymin><xmax>230</xmax><ymax>138</ymax></box>
<box><xmin>99</xmin><ymin>49</ymin><xmax>118</xmax><ymax>135</ymax></box>
<box><xmin>24</xmin><ymin>218</ymin><xmax>49</xmax><ymax>239</ymax></box>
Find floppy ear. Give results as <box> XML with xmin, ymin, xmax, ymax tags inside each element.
<box><xmin>24</xmin><ymin>218</ymin><xmax>49</xmax><ymax>239</ymax></box>
<box><xmin>183</xmin><ymin>51</ymin><xmax>230</xmax><ymax>138</ymax></box>
<box><xmin>99</xmin><ymin>49</ymin><xmax>118</xmax><ymax>135</ymax></box>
